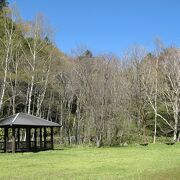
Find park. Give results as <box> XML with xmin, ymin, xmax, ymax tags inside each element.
<box><xmin>0</xmin><ymin>114</ymin><xmax>179</xmax><ymax>179</ymax></box>
<box><xmin>0</xmin><ymin>144</ymin><xmax>180</xmax><ymax>179</ymax></box>
<box><xmin>0</xmin><ymin>0</ymin><xmax>180</xmax><ymax>179</ymax></box>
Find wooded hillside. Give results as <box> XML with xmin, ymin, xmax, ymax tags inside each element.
<box><xmin>0</xmin><ymin>3</ymin><xmax>179</xmax><ymax>146</ymax></box>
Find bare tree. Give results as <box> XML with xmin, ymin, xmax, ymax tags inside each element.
<box><xmin>161</xmin><ymin>48</ymin><xmax>180</xmax><ymax>141</ymax></box>
<box><xmin>0</xmin><ymin>8</ymin><xmax>17</xmax><ymax>112</ymax></box>
<box><xmin>21</xmin><ymin>14</ymin><xmax>52</xmax><ymax>115</ymax></box>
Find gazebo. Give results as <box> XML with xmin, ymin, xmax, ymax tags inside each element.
<box><xmin>0</xmin><ymin>113</ymin><xmax>61</xmax><ymax>153</ymax></box>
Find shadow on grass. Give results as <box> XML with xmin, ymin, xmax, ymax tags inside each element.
<box><xmin>0</xmin><ymin>148</ymin><xmax>66</xmax><ymax>154</ymax></box>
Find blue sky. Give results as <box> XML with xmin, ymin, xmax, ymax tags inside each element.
<box><xmin>9</xmin><ymin>0</ymin><xmax>180</xmax><ymax>56</ymax></box>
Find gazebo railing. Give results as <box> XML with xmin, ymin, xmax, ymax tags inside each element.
<box><xmin>0</xmin><ymin>141</ymin><xmax>4</xmax><ymax>150</ymax></box>
<box><xmin>0</xmin><ymin>140</ymin><xmax>52</xmax><ymax>152</ymax></box>
<box><xmin>17</xmin><ymin>141</ymin><xmax>27</xmax><ymax>150</ymax></box>
<box><xmin>44</xmin><ymin>141</ymin><xmax>51</xmax><ymax>149</ymax></box>
<box><xmin>30</xmin><ymin>140</ymin><xmax>51</xmax><ymax>150</ymax></box>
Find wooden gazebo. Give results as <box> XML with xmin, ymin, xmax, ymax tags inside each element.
<box><xmin>0</xmin><ymin>113</ymin><xmax>61</xmax><ymax>153</ymax></box>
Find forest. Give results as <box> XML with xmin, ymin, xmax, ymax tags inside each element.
<box><xmin>0</xmin><ymin>1</ymin><xmax>179</xmax><ymax>147</ymax></box>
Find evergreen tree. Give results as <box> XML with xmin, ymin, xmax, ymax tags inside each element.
<box><xmin>0</xmin><ymin>0</ymin><xmax>8</xmax><ymax>11</ymax></box>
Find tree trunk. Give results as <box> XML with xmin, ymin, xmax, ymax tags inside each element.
<box><xmin>96</xmin><ymin>134</ymin><xmax>102</xmax><ymax>148</ymax></box>
<box><xmin>153</xmin><ymin>110</ymin><xmax>157</xmax><ymax>144</ymax></box>
<box><xmin>0</xmin><ymin>44</ymin><xmax>10</xmax><ymax>111</ymax></box>
<box><xmin>173</xmin><ymin>98</ymin><xmax>178</xmax><ymax>142</ymax></box>
<box><xmin>36</xmin><ymin>67</ymin><xmax>50</xmax><ymax>116</ymax></box>
<box><xmin>27</xmin><ymin>75</ymin><xmax>34</xmax><ymax>114</ymax></box>
<box><xmin>60</xmin><ymin>98</ymin><xmax>63</xmax><ymax>144</ymax></box>
<box><xmin>173</xmin><ymin>113</ymin><xmax>178</xmax><ymax>142</ymax></box>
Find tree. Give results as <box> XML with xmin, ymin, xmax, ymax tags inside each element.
<box><xmin>21</xmin><ymin>14</ymin><xmax>53</xmax><ymax>115</ymax></box>
<box><xmin>161</xmin><ymin>48</ymin><xmax>180</xmax><ymax>141</ymax></box>
<box><xmin>0</xmin><ymin>0</ymin><xmax>8</xmax><ymax>11</ymax></box>
<box><xmin>0</xmin><ymin>8</ymin><xmax>18</xmax><ymax>113</ymax></box>
<box><xmin>126</xmin><ymin>46</ymin><xmax>150</xmax><ymax>143</ymax></box>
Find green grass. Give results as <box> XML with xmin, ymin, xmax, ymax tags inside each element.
<box><xmin>0</xmin><ymin>144</ymin><xmax>180</xmax><ymax>180</ymax></box>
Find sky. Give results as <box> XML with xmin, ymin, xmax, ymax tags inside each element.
<box><xmin>8</xmin><ymin>0</ymin><xmax>180</xmax><ymax>56</ymax></box>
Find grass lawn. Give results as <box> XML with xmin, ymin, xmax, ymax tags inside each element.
<box><xmin>0</xmin><ymin>144</ymin><xmax>180</xmax><ymax>180</ymax></box>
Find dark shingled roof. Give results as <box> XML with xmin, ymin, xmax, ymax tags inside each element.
<box><xmin>0</xmin><ymin>113</ymin><xmax>61</xmax><ymax>127</ymax></box>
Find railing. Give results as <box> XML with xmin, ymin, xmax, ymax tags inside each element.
<box><xmin>7</xmin><ymin>142</ymin><xmax>12</xmax><ymax>150</ymax></box>
<box><xmin>0</xmin><ymin>141</ymin><xmax>4</xmax><ymax>150</ymax></box>
<box><xmin>16</xmin><ymin>141</ymin><xmax>27</xmax><ymax>150</ymax></box>
<box><xmin>45</xmin><ymin>141</ymin><xmax>51</xmax><ymax>149</ymax></box>
<box><xmin>30</xmin><ymin>141</ymin><xmax>51</xmax><ymax>150</ymax></box>
<box><xmin>0</xmin><ymin>140</ymin><xmax>52</xmax><ymax>152</ymax></box>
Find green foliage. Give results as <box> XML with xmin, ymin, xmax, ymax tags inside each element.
<box><xmin>78</xmin><ymin>49</ymin><xmax>93</xmax><ymax>59</ymax></box>
<box><xmin>0</xmin><ymin>0</ymin><xmax>8</xmax><ymax>11</ymax></box>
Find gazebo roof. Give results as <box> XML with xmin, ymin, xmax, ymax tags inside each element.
<box><xmin>0</xmin><ymin>113</ymin><xmax>61</xmax><ymax>127</ymax></box>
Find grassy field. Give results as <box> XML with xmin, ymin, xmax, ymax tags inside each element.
<box><xmin>0</xmin><ymin>144</ymin><xmax>180</xmax><ymax>180</ymax></box>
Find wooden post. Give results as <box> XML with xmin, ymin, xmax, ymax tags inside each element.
<box><xmin>40</xmin><ymin>128</ymin><xmax>42</xmax><ymax>149</ymax></box>
<box><xmin>26</xmin><ymin>128</ymin><xmax>31</xmax><ymax>151</ymax></box>
<box><xmin>4</xmin><ymin>127</ymin><xmax>8</xmax><ymax>152</ymax></box>
<box><xmin>34</xmin><ymin>128</ymin><xmax>37</xmax><ymax>150</ymax></box>
<box><xmin>12</xmin><ymin>127</ymin><xmax>16</xmax><ymax>153</ymax></box>
<box><xmin>44</xmin><ymin>127</ymin><xmax>47</xmax><ymax>149</ymax></box>
<box><xmin>51</xmin><ymin>127</ymin><xmax>54</xmax><ymax>150</ymax></box>
<box><xmin>17</xmin><ymin>128</ymin><xmax>20</xmax><ymax>149</ymax></box>
<box><xmin>29</xmin><ymin>128</ymin><xmax>31</xmax><ymax>150</ymax></box>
